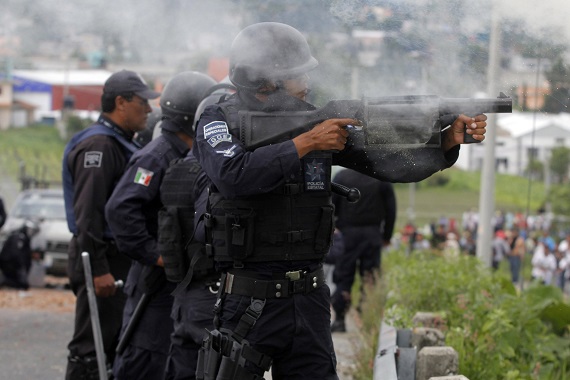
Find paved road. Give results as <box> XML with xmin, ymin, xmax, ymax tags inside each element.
<box><xmin>0</xmin><ymin>307</ymin><xmax>72</xmax><ymax>379</ymax></box>
<box><xmin>0</xmin><ymin>287</ymin><xmax>359</xmax><ymax>380</ymax></box>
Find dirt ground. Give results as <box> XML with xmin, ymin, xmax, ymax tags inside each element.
<box><xmin>0</xmin><ymin>278</ymin><xmax>74</xmax><ymax>314</ymax></box>
<box><xmin>0</xmin><ymin>277</ymin><xmax>75</xmax><ymax>380</ymax></box>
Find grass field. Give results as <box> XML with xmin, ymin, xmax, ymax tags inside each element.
<box><xmin>0</xmin><ymin>125</ymin><xmax>66</xmax><ymax>189</ymax></box>
<box><xmin>393</xmin><ymin>167</ymin><xmax>546</xmax><ymax>231</ymax></box>
<box><xmin>0</xmin><ymin>124</ymin><xmax>548</xmax><ymax>230</ymax></box>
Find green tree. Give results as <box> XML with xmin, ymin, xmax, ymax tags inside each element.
<box><xmin>525</xmin><ymin>158</ymin><xmax>544</xmax><ymax>181</ymax></box>
<box><xmin>548</xmin><ymin>185</ymin><xmax>570</xmax><ymax>216</ymax></box>
<box><xmin>549</xmin><ymin>146</ymin><xmax>570</xmax><ymax>184</ymax></box>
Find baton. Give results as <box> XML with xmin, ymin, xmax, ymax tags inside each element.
<box><xmin>116</xmin><ymin>292</ymin><xmax>152</xmax><ymax>355</ymax></box>
<box><xmin>116</xmin><ymin>265</ymin><xmax>164</xmax><ymax>355</ymax></box>
<box><xmin>81</xmin><ymin>251</ymin><xmax>109</xmax><ymax>380</ymax></box>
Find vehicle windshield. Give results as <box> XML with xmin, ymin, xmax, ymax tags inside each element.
<box><xmin>11</xmin><ymin>193</ymin><xmax>67</xmax><ymax>220</ymax></box>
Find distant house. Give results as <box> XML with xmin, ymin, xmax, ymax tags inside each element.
<box><xmin>0</xmin><ymin>77</ymin><xmax>35</xmax><ymax>130</ymax></box>
<box><xmin>457</xmin><ymin>112</ymin><xmax>570</xmax><ymax>177</ymax></box>
<box><xmin>3</xmin><ymin>69</ymin><xmax>113</xmax><ymax>124</ymax></box>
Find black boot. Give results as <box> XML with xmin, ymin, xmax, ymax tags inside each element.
<box><xmin>66</xmin><ymin>355</ymin><xmax>100</xmax><ymax>380</ymax></box>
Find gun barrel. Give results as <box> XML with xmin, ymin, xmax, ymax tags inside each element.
<box><xmin>439</xmin><ymin>96</ymin><xmax>513</xmax><ymax>116</ymax></box>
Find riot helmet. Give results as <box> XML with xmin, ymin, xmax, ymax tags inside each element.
<box><xmin>193</xmin><ymin>80</ymin><xmax>236</xmax><ymax>132</ymax></box>
<box><xmin>229</xmin><ymin>22</ymin><xmax>318</xmax><ymax>90</ymax></box>
<box><xmin>134</xmin><ymin>106</ymin><xmax>161</xmax><ymax>146</ymax></box>
<box><xmin>159</xmin><ymin>71</ymin><xmax>216</xmax><ymax>135</ymax></box>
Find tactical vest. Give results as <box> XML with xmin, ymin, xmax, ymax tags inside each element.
<box><xmin>204</xmin><ymin>101</ymin><xmax>335</xmax><ymax>265</ymax></box>
<box><xmin>158</xmin><ymin>157</ymin><xmax>214</xmax><ymax>282</ymax></box>
<box><xmin>62</xmin><ymin>122</ymin><xmax>139</xmax><ymax>236</ymax></box>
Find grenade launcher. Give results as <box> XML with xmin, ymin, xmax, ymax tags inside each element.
<box><xmin>239</xmin><ymin>93</ymin><xmax>512</xmax><ymax>150</ymax></box>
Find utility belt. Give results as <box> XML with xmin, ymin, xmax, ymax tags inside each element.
<box><xmin>189</xmin><ymin>274</ymin><xmax>221</xmax><ymax>294</ymax></box>
<box><xmin>196</xmin><ymin>266</ymin><xmax>325</xmax><ymax>379</ymax></box>
<box><xmin>222</xmin><ymin>267</ymin><xmax>326</xmax><ymax>299</ymax></box>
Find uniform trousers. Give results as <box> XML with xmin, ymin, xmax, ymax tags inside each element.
<box><xmin>220</xmin><ymin>284</ymin><xmax>337</xmax><ymax>380</ymax></box>
<box><xmin>113</xmin><ymin>261</ymin><xmax>176</xmax><ymax>380</ymax></box>
<box><xmin>331</xmin><ymin>226</ymin><xmax>381</xmax><ymax>317</ymax></box>
<box><xmin>164</xmin><ymin>279</ymin><xmax>218</xmax><ymax>380</ymax></box>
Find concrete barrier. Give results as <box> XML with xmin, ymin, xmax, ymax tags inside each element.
<box><xmin>416</xmin><ymin>346</ymin><xmax>459</xmax><ymax>380</ymax></box>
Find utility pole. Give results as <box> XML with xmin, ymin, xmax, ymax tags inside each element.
<box><xmin>476</xmin><ymin>3</ymin><xmax>501</xmax><ymax>266</ymax></box>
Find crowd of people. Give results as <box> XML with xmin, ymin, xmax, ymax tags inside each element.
<box><xmin>59</xmin><ymin>21</ymin><xmax>489</xmax><ymax>380</ymax></box>
<box><xmin>398</xmin><ymin>209</ymin><xmax>570</xmax><ymax>295</ymax></box>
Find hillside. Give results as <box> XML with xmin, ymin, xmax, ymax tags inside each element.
<box><xmin>393</xmin><ymin>168</ymin><xmax>547</xmax><ymax>231</ymax></box>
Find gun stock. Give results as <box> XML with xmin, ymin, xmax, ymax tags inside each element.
<box><xmin>239</xmin><ymin>93</ymin><xmax>512</xmax><ymax>150</ymax></box>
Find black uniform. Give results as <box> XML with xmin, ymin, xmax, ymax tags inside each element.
<box><xmin>330</xmin><ymin>168</ymin><xmax>396</xmax><ymax>328</ymax></box>
<box><xmin>162</xmin><ymin>153</ymin><xmax>218</xmax><ymax>380</ymax></box>
<box><xmin>105</xmin><ymin>124</ymin><xmax>190</xmax><ymax>379</ymax></box>
<box><xmin>0</xmin><ymin>197</ymin><xmax>6</xmax><ymax>229</ymax></box>
<box><xmin>0</xmin><ymin>226</ymin><xmax>33</xmax><ymax>289</ymax></box>
<box><xmin>62</xmin><ymin>115</ymin><xmax>138</xmax><ymax>379</ymax></box>
<box><xmin>193</xmin><ymin>91</ymin><xmax>459</xmax><ymax>379</ymax></box>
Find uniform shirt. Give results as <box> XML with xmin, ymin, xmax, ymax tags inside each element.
<box><xmin>65</xmin><ymin>115</ymin><xmax>136</xmax><ymax>276</ymax></box>
<box><xmin>332</xmin><ymin>168</ymin><xmax>396</xmax><ymax>242</ymax></box>
<box><xmin>105</xmin><ymin>127</ymin><xmax>190</xmax><ymax>266</ymax></box>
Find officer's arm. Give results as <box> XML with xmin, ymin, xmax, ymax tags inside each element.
<box><xmin>105</xmin><ymin>154</ymin><xmax>163</xmax><ymax>266</ymax></box>
<box><xmin>72</xmin><ymin>136</ymin><xmax>124</xmax><ymax>276</ymax></box>
<box><xmin>292</xmin><ymin>118</ymin><xmax>354</xmax><ymax>158</ymax></box>
<box><xmin>335</xmin><ymin>140</ymin><xmax>460</xmax><ymax>184</ymax></box>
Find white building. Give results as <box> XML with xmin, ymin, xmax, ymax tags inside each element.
<box><xmin>457</xmin><ymin>112</ymin><xmax>570</xmax><ymax>177</ymax></box>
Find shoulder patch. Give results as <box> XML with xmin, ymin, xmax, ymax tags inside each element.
<box><xmin>84</xmin><ymin>151</ymin><xmax>103</xmax><ymax>168</ymax></box>
<box><xmin>134</xmin><ymin>167</ymin><xmax>154</xmax><ymax>186</ymax></box>
<box><xmin>203</xmin><ymin>121</ymin><xmax>232</xmax><ymax>147</ymax></box>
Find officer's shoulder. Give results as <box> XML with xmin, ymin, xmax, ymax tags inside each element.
<box><xmin>205</xmin><ymin>94</ymin><xmax>237</xmax><ymax>114</ymax></box>
<box><xmin>76</xmin><ymin>133</ymin><xmax>117</xmax><ymax>150</ymax></box>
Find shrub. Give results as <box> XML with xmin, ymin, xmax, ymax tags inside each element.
<box><xmin>353</xmin><ymin>249</ymin><xmax>570</xmax><ymax>380</ymax></box>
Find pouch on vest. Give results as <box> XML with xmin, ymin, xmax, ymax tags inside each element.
<box><xmin>225</xmin><ymin>209</ymin><xmax>255</xmax><ymax>261</ymax></box>
<box><xmin>158</xmin><ymin>206</ymin><xmax>186</xmax><ymax>282</ymax></box>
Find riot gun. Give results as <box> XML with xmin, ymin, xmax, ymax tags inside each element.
<box><xmin>239</xmin><ymin>93</ymin><xmax>512</xmax><ymax>150</ymax></box>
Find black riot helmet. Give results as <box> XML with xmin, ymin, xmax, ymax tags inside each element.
<box><xmin>134</xmin><ymin>106</ymin><xmax>161</xmax><ymax>147</ymax></box>
<box><xmin>159</xmin><ymin>71</ymin><xmax>216</xmax><ymax>135</ymax></box>
<box><xmin>229</xmin><ymin>22</ymin><xmax>318</xmax><ymax>91</ymax></box>
<box><xmin>193</xmin><ymin>80</ymin><xmax>236</xmax><ymax>132</ymax></box>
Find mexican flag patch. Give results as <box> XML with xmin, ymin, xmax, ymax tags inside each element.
<box><xmin>134</xmin><ymin>167</ymin><xmax>154</xmax><ymax>186</ymax></box>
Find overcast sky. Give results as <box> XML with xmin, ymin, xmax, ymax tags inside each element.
<box><xmin>497</xmin><ymin>0</ymin><xmax>570</xmax><ymax>43</ymax></box>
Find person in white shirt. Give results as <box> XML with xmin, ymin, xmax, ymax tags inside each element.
<box><xmin>532</xmin><ymin>239</ymin><xmax>558</xmax><ymax>285</ymax></box>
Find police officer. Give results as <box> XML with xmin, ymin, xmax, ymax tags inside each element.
<box><xmin>193</xmin><ymin>22</ymin><xmax>487</xmax><ymax>380</ymax></box>
<box><xmin>0</xmin><ymin>220</ymin><xmax>39</xmax><ymax>290</ymax></box>
<box><xmin>330</xmin><ymin>168</ymin><xmax>396</xmax><ymax>333</ymax></box>
<box><xmin>63</xmin><ymin>69</ymin><xmax>159</xmax><ymax>380</ymax></box>
<box><xmin>105</xmin><ymin>71</ymin><xmax>216</xmax><ymax>380</ymax></box>
<box><xmin>163</xmin><ymin>81</ymin><xmax>235</xmax><ymax>380</ymax></box>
